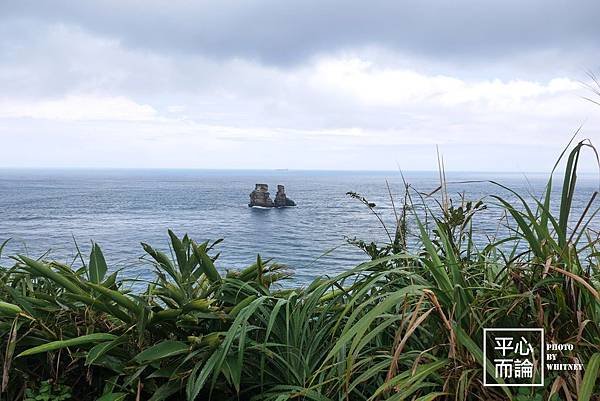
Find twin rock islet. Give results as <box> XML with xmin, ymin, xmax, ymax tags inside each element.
<box><xmin>249</xmin><ymin>184</ymin><xmax>296</xmax><ymax>207</ymax></box>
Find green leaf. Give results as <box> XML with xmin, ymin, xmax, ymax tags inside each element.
<box><xmin>96</xmin><ymin>393</ymin><xmax>127</xmax><ymax>401</ymax></box>
<box><xmin>133</xmin><ymin>340</ymin><xmax>189</xmax><ymax>364</ymax></box>
<box><xmin>17</xmin><ymin>333</ymin><xmax>117</xmax><ymax>357</ymax></box>
<box><xmin>148</xmin><ymin>381</ymin><xmax>181</xmax><ymax>401</ymax></box>
<box><xmin>89</xmin><ymin>243</ymin><xmax>108</xmax><ymax>284</ymax></box>
<box><xmin>142</xmin><ymin>242</ymin><xmax>179</xmax><ymax>281</ymax></box>
<box><xmin>168</xmin><ymin>230</ymin><xmax>190</xmax><ymax>277</ymax></box>
<box><xmin>325</xmin><ymin>285</ymin><xmax>424</xmax><ymax>363</ymax></box>
<box><xmin>2</xmin><ymin>317</ymin><xmax>19</xmax><ymax>393</ymax></box>
<box><xmin>19</xmin><ymin>255</ymin><xmax>85</xmax><ymax>295</ymax></box>
<box><xmin>86</xmin><ymin>336</ymin><xmax>127</xmax><ymax>366</ymax></box>
<box><xmin>87</xmin><ymin>283</ymin><xmax>139</xmax><ymax>314</ymax></box>
<box><xmin>192</xmin><ymin>242</ymin><xmax>221</xmax><ymax>283</ymax></box>
<box><xmin>413</xmin><ymin>392</ymin><xmax>448</xmax><ymax>401</ymax></box>
<box><xmin>0</xmin><ymin>301</ymin><xmax>22</xmax><ymax>317</ymax></box>
<box><xmin>0</xmin><ymin>238</ymin><xmax>10</xmax><ymax>259</ymax></box>
<box><xmin>579</xmin><ymin>353</ymin><xmax>600</xmax><ymax>401</ymax></box>
<box><xmin>413</xmin><ymin>215</ymin><xmax>453</xmax><ymax>295</ymax></box>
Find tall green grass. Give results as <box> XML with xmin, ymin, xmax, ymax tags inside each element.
<box><xmin>1</xmin><ymin>142</ymin><xmax>600</xmax><ymax>401</ymax></box>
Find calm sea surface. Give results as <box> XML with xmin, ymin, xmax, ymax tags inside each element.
<box><xmin>1</xmin><ymin>169</ymin><xmax>598</xmax><ymax>284</ymax></box>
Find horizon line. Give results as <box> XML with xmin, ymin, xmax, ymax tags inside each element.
<box><xmin>1</xmin><ymin>166</ymin><xmax>600</xmax><ymax>175</ymax></box>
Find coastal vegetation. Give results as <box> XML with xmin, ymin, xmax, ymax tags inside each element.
<box><xmin>1</xmin><ymin>141</ymin><xmax>600</xmax><ymax>401</ymax></box>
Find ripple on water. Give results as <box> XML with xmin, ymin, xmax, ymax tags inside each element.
<box><xmin>1</xmin><ymin>169</ymin><xmax>599</xmax><ymax>285</ymax></box>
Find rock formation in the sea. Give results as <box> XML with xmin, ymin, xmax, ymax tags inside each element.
<box><xmin>249</xmin><ymin>184</ymin><xmax>296</xmax><ymax>207</ymax></box>
<box><xmin>249</xmin><ymin>184</ymin><xmax>274</xmax><ymax>207</ymax></box>
<box><xmin>274</xmin><ymin>185</ymin><xmax>296</xmax><ymax>207</ymax></box>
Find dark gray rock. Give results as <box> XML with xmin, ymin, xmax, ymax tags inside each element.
<box><xmin>274</xmin><ymin>185</ymin><xmax>296</xmax><ymax>207</ymax></box>
<box><xmin>248</xmin><ymin>183</ymin><xmax>274</xmax><ymax>207</ymax></box>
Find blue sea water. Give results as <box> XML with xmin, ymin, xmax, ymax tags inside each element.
<box><xmin>0</xmin><ymin>169</ymin><xmax>598</xmax><ymax>285</ymax></box>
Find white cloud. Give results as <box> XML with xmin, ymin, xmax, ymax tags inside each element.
<box><xmin>1</xmin><ymin>23</ymin><xmax>599</xmax><ymax>171</ymax></box>
<box><xmin>0</xmin><ymin>95</ymin><xmax>157</xmax><ymax>121</ymax></box>
<box><xmin>310</xmin><ymin>56</ymin><xmax>582</xmax><ymax>112</ymax></box>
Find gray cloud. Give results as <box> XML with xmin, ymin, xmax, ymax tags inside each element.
<box><xmin>1</xmin><ymin>1</ymin><xmax>600</xmax><ymax>171</ymax></box>
<box><xmin>2</xmin><ymin>0</ymin><xmax>599</xmax><ymax>68</ymax></box>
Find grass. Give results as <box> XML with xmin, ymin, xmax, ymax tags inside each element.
<box><xmin>1</xmin><ymin>141</ymin><xmax>600</xmax><ymax>401</ymax></box>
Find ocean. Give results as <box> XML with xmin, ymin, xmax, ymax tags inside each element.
<box><xmin>1</xmin><ymin>169</ymin><xmax>598</xmax><ymax>285</ymax></box>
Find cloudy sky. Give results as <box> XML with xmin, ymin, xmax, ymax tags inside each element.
<box><xmin>1</xmin><ymin>1</ymin><xmax>600</xmax><ymax>171</ymax></box>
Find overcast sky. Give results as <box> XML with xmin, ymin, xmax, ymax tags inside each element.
<box><xmin>1</xmin><ymin>1</ymin><xmax>600</xmax><ymax>171</ymax></box>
